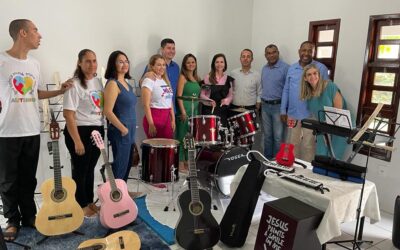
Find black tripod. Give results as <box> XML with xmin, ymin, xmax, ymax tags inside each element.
<box><xmin>319</xmin><ymin>107</ymin><xmax>398</xmax><ymax>250</ymax></box>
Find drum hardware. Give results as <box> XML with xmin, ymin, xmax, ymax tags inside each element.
<box><xmin>196</xmin><ymin>146</ymin><xmax>250</xmax><ymax>196</ymax></box>
<box><xmin>163</xmin><ymin>164</ymin><xmax>178</xmax><ymax>211</ymax></box>
<box><xmin>177</xmin><ymin>95</ymin><xmax>213</xmax><ymax>103</ymax></box>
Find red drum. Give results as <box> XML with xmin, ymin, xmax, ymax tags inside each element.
<box><xmin>228</xmin><ymin>110</ymin><xmax>259</xmax><ymax>138</ymax></box>
<box><xmin>190</xmin><ymin>115</ymin><xmax>221</xmax><ymax>145</ymax></box>
<box><xmin>141</xmin><ymin>139</ymin><xmax>179</xmax><ymax>183</ymax></box>
<box><xmin>235</xmin><ymin>135</ymin><xmax>255</xmax><ymax>147</ymax></box>
<box><xmin>196</xmin><ymin>146</ymin><xmax>250</xmax><ymax>196</ymax></box>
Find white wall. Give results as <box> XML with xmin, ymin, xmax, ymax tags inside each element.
<box><xmin>0</xmin><ymin>0</ymin><xmax>254</xmax><ymax>187</ymax></box>
<box><xmin>2</xmin><ymin>0</ymin><xmax>399</xmax><ymax>213</ymax></box>
<box><xmin>252</xmin><ymin>0</ymin><xmax>400</xmax><ymax>213</ymax></box>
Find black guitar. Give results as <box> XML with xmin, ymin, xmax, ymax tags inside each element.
<box><xmin>175</xmin><ymin>134</ymin><xmax>221</xmax><ymax>250</ymax></box>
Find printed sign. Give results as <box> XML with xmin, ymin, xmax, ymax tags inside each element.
<box><xmin>255</xmin><ymin>203</ymin><xmax>296</xmax><ymax>250</ymax></box>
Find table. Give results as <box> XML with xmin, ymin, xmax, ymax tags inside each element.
<box><xmin>230</xmin><ymin>163</ymin><xmax>381</xmax><ymax>244</ymax></box>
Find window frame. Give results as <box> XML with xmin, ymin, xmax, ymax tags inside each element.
<box><xmin>356</xmin><ymin>13</ymin><xmax>400</xmax><ymax>161</ymax></box>
<box><xmin>308</xmin><ymin>19</ymin><xmax>341</xmax><ymax>81</ymax></box>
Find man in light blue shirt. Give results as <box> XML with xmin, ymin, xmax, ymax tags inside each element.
<box><xmin>280</xmin><ymin>41</ymin><xmax>329</xmax><ymax>162</ymax></box>
<box><xmin>260</xmin><ymin>44</ymin><xmax>289</xmax><ymax>159</ymax></box>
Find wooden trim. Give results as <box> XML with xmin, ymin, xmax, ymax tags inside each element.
<box><xmin>309</xmin><ymin>19</ymin><xmax>340</xmax><ymax>81</ymax></box>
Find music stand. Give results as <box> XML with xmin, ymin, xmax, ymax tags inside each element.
<box><xmin>308</xmin><ymin>105</ymin><xmax>398</xmax><ymax>250</ymax></box>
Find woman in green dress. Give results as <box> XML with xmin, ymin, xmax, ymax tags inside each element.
<box><xmin>176</xmin><ymin>54</ymin><xmax>201</xmax><ymax>171</ymax></box>
<box><xmin>300</xmin><ymin>64</ymin><xmax>351</xmax><ymax>159</ymax></box>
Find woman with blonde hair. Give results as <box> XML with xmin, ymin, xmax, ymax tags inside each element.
<box><xmin>142</xmin><ymin>54</ymin><xmax>175</xmax><ymax>138</ymax></box>
<box><xmin>300</xmin><ymin>64</ymin><xmax>350</xmax><ymax>159</ymax></box>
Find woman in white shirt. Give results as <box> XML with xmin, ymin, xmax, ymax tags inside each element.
<box><xmin>142</xmin><ymin>54</ymin><xmax>175</xmax><ymax>138</ymax></box>
<box><xmin>63</xmin><ymin>49</ymin><xmax>104</xmax><ymax>217</ymax></box>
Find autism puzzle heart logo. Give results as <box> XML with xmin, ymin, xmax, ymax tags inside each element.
<box><xmin>90</xmin><ymin>91</ymin><xmax>103</xmax><ymax>110</ymax></box>
<box><xmin>12</xmin><ymin>75</ymin><xmax>34</xmax><ymax>95</ymax></box>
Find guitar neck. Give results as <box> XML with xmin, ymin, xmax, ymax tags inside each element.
<box><xmin>52</xmin><ymin>141</ymin><xmax>63</xmax><ymax>192</ymax></box>
<box><xmin>188</xmin><ymin>149</ymin><xmax>200</xmax><ymax>203</ymax></box>
<box><xmin>100</xmin><ymin>149</ymin><xmax>118</xmax><ymax>192</ymax></box>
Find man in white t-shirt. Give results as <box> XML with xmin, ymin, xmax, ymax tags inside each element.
<box><xmin>0</xmin><ymin>19</ymin><xmax>72</xmax><ymax>241</ymax></box>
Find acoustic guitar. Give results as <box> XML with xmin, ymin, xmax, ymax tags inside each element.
<box><xmin>275</xmin><ymin>119</ymin><xmax>296</xmax><ymax>167</ymax></box>
<box><xmin>91</xmin><ymin>130</ymin><xmax>138</xmax><ymax>229</ymax></box>
<box><xmin>36</xmin><ymin>109</ymin><xmax>84</xmax><ymax>236</ymax></box>
<box><xmin>175</xmin><ymin>134</ymin><xmax>221</xmax><ymax>250</ymax></box>
<box><xmin>77</xmin><ymin>230</ymin><xmax>141</xmax><ymax>250</ymax></box>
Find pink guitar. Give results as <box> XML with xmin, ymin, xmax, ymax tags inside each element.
<box><xmin>91</xmin><ymin>130</ymin><xmax>138</xmax><ymax>229</ymax></box>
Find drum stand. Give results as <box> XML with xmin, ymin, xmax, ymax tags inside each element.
<box><xmin>164</xmin><ymin>165</ymin><xmax>189</xmax><ymax>212</ymax></box>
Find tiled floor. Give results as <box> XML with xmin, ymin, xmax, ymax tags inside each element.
<box><xmin>0</xmin><ymin>167</ymin><xmax>397</xmax><ymax>250</ymax></box>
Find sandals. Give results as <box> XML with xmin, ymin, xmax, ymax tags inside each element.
<box><xmin>3</xmin><ymin>223</ymin><xmax>20</xmax><ymax>241</ymax></box>
<box><xmin>83</xmin><ymin>206</ymin><xmax>98</xmax><ymax>218</ymax></box>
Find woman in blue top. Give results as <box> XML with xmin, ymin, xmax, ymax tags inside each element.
<box><xmin>300</xmin><ymin>64</ymin><xmax>350</xmax><ymax>160</ymax></box>
<box><xmin>104</xmin><ymin>51</ymin><xmax>137</xmax><ymax>181</ymax></box>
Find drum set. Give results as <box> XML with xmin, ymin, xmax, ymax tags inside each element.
<box><xmin>139</xmin><ymin>95</ymin><xmax>260</xmax><ymax>198</ymax></box>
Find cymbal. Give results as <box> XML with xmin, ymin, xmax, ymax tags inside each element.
<box><xmin>230</xmin><ymin>107</ymin><xmax>249</xmax><ymax>113</ymax></box>
<box><xmin>177</xmin><ymin>96</ymin><xmax>212</xmax><ymax>102</ymax></box>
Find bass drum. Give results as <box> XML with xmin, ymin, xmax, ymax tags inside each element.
<box><xmin>196</xmin><ymin>146</ymin><xmax>250</xmax><ymax>196</ymax></box>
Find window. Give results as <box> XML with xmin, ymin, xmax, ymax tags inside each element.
<box><xmin>308</xmin><ymin>19</ymin><xmax>341</xmax><ymax>80</ymax></box>
<box><xmin>357</xmin><ymin>13</ymin><xmax>400</xmax><ymax>161</ymax></box>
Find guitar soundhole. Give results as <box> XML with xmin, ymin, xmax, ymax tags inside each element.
<box><xmin>110</xmin><ymin>190</ymin><xmax>122</xmax><ymax>202</ymax></box>
<box><xmin>189</xmin><ymin>201</ymin><xmax>203</xmax><ymax>216</ymax></box>
<box><xmin>51</xmin><ymin>189</ymin><xmax>66</xmax><ymax>202</ymax></box>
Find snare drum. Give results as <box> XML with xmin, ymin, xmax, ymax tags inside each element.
<box><xmin>196</xmin><ymin>146</ymin><xmax>250</xmax><ymax>196</ymax></box>
<box><xmin>141</xmin><ymin>138</ymin><xmax>179</xmax><ymax>183</ymax></box>
<box><xmin>228</xmin><ymin>110</ymin><xmax>259</xmax><ymax>138</ymax></box>
<box><xmin>190</xmin><ymin>115</ymin><xmax>221</xmax><ymax>145</ymax></box>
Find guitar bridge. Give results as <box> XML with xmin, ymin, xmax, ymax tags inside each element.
<box><xmin>193</xmin><ymin>228</ymin><xmax>205</xmax><ymax>234</ymax></box>
<box><xmin>118</xmin><ymin>236</ymin><xmax>125</xmax><ymax>249</ymax></box>
<box><xmin>113</xmin><ymin>209</ymin><xmax>129</xmax><ymax>218</ymax></box>
<box><xmin>48</xmin><ymin>213</ymin><xmax>73</xmax><ymax>220</ymax></box>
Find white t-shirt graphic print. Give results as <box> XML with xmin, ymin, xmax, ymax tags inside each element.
<box><xmin>142</xmin><ymin>78</ymin><xmax>173</xmax><ymax>109</ymax></box>
<box><xmin>0</xmin><ymin>52</ymin><xmax>45</xmax><ymax>137</ymax></box>
<box><xmin>63</xmin><ymin>77</ymin><xmax>104</xmax><ymax>126</ymax></box>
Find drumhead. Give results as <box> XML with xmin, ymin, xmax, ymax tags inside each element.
<box><xmin>191</xmin><ymin>115</ymin><xmax>220</xmax><ymax>119</ymax></box>
<box><xmin>142</xmin><ymin>138</ymin><xmax>179</xmax><ymax>148</ymax></box>
<box><xmin>196</xmin><ymin>146</ymin><xmax>250</xmax><ymax>196</ymax></box>
<box><xmin>227</xmin><ymin>110</ymin><xmax>253</xmax><ymax>121</ymax></box>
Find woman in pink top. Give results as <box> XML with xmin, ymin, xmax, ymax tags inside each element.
<box><xmin>200</xmin><ymin>53</ymin><xmax>234</xmax><ymax>127</ymax></box>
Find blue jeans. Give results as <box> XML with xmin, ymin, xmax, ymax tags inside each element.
<box><xmin>262</xmin><ymin>102</ymin><xmax>285</xmax><ymax>159</ymax></box>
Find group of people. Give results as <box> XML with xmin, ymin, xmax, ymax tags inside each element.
<box><xmin>0</xmin><ymin>19</ymin><xmax>351</xmax><ymax>241</ymax></box>
<box><xmin>261</xmin><ymin>41</ymin><xmax>349</xmax><ymax>162</ymax></box>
